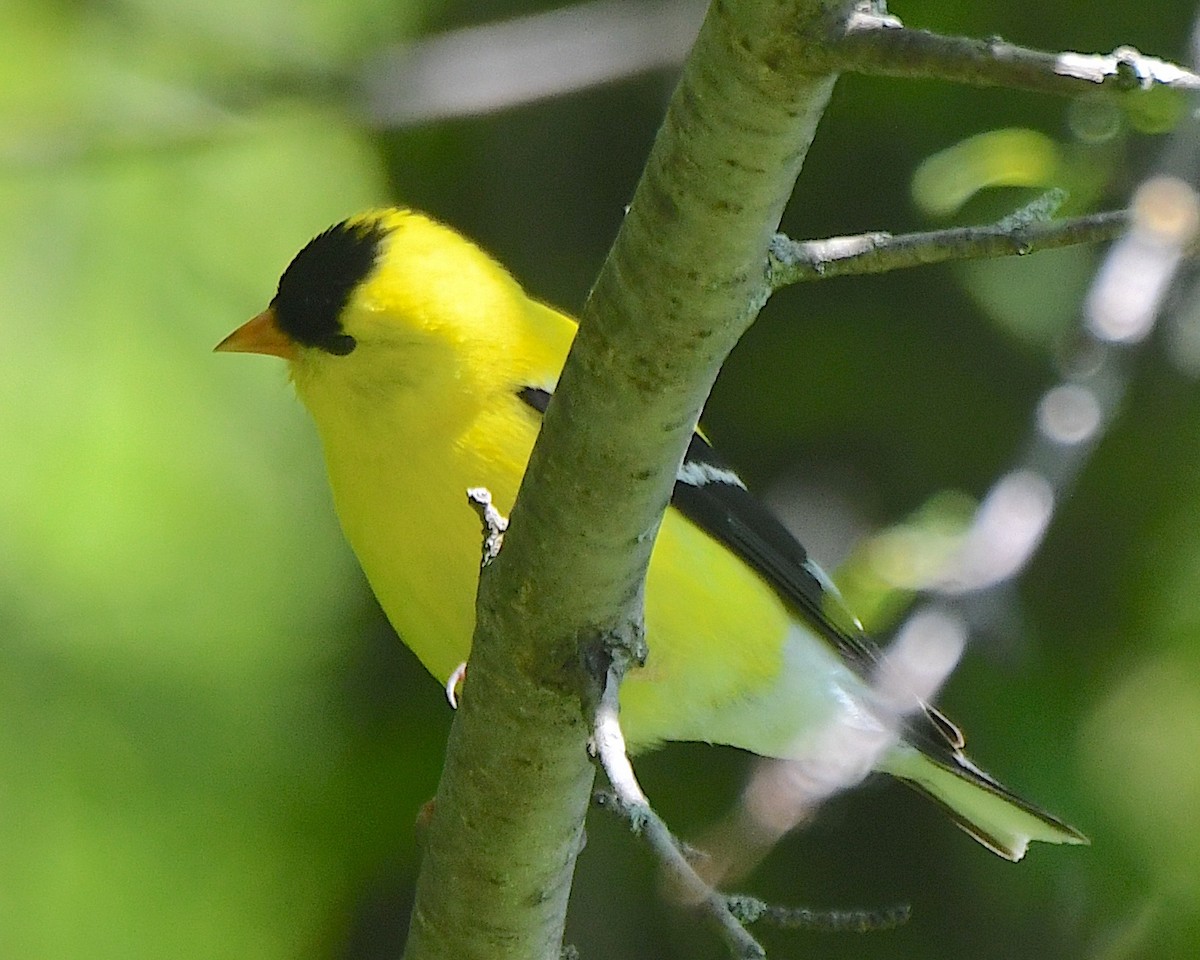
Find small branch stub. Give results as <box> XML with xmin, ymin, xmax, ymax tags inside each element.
<box><xmin>466</xmin><ymin>486</ymin><xmax>509</xmax><ymax>566</ymax></box>
<box><xmin>445</xmin><ymin>661</ymin><xmax>468</xmax><ymax>709</ymax></box>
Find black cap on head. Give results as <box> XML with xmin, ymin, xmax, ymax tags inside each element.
<box><xmin>272</xmin><ymin>218</ymin><xmax>389</xmax><ymax>356</ymax></box>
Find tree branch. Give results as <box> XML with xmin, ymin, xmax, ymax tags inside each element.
<box><xmin>768</xmin><ymin>209</ymin><xmax>1129</xmax><ymax>287</ymax></box>
<box><xmin>824</xmin><ymin>7</ymin><xmax>1200</xmax><ymax>96</ymax></box>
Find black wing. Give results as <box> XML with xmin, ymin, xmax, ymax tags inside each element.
<box><xmin>671</xmin><ymin>431</ymin><xmax>882</xmax><ymax>673</ymax></box>
<box><xmin>670</xmin><ymin>431</ymin><xmax>970</xmax><ymax>755</ymax></box>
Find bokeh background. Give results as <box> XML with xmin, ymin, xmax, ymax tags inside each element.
<box><xmin>4</xmin><ymin>0</ymin><xmax>1199</xmax><ymax>958</ymax></box>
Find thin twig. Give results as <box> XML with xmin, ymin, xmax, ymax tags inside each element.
<box><xmin>592</xmin><ymin>612</ymin><xmax>951</xmax><ymax>956</ymax></box>
<box><xmin>827</xmin><ymin>9</ymin><xmax>1200</xmax><ymax>96</ymax></box>
<box><xmin>725</xmin><ymin>895</ymin><xmax>911</xmax><ymax>933</ymax></box>
<box><xmin>768</xmin><ymin>209</ymin><xmax>1128</xmax><ymax>289</ymax></box>
<box><xmin>591</xmin><ymin>668</ymin><xmax>767</xmax><ymax>960</ymax></box>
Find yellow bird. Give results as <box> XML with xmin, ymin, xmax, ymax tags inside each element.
<box><xmin>218</xmin><ymin>207</ymin><xmax>1086</xmax><ymax>861</ymax></box>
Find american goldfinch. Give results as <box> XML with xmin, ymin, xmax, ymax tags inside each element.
<box><xmin>217</xmin><ymin>208</ymin><xmax>1086</xmax><ymax>861</ymax></box>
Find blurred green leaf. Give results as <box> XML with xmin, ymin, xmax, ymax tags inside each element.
<box><xmin>836</xmin><ymin>489</ymin><xmax>977</xmax><ymax>633</ymax></box>
<box><xmin>1121</xmin><ymin>82</ymin><xmax>1189</xmax><ymax>135</ymax></box>
<box><xmin>912</xmin><ymin>128</ymin><xmax>1063</xmax><ymax>218</ymax></box>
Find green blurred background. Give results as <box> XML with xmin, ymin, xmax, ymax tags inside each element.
<box><xmin>3</xmin><ymin>0</ymin><xmax>1199</xmax><ymax>957</ymax></box>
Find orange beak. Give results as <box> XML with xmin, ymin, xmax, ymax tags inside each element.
<box><xmin>214</xmin><ymin>308</ymin><xmax>297</xmax><ymax>360</ymax></box>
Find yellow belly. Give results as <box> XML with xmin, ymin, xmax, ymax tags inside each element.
<box><xmin>320</xmin><ymin>400</ymin><xmax>858</xmax><ymax>758</ymax></box>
